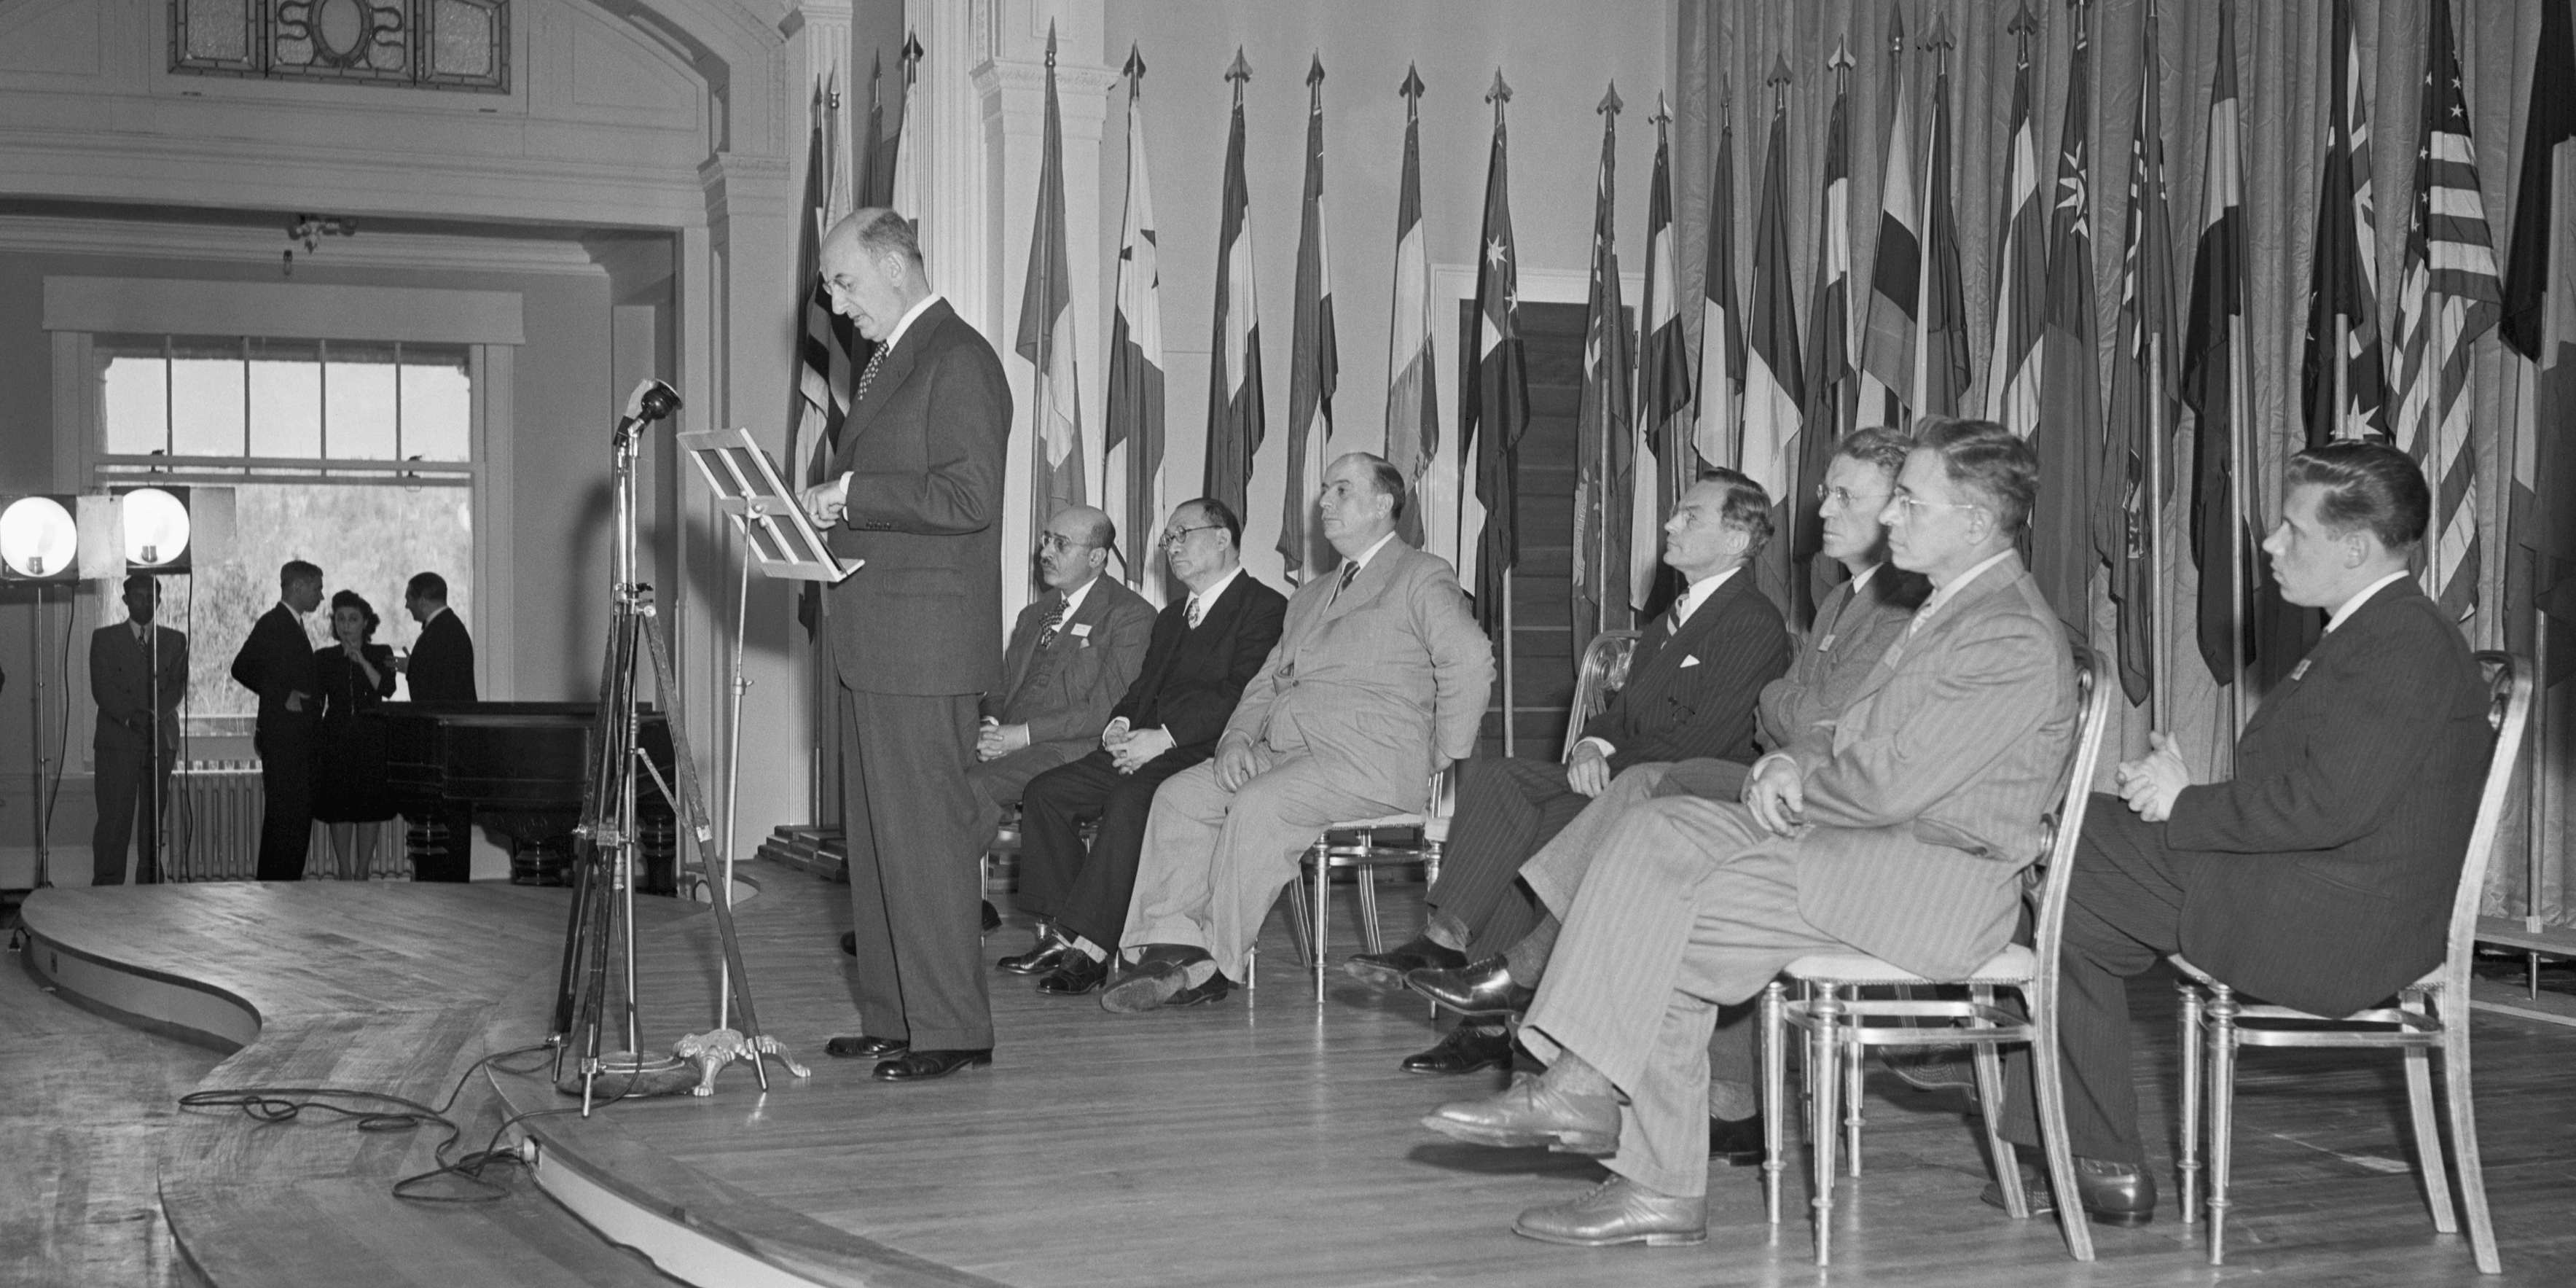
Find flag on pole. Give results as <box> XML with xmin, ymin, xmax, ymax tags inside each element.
<box><xmin>1106</xmin><ymin>47</ymin><xmax>1167</xmax><ymax>603</ymax></box>
<box><xmin>2032</xmin><ymin>1</ymin><xmax>2101</xmax><ymax>635</ymax></box>
<box><xmin>1635</xmin><ymin>99</ymin><xmax>1693</xmax><ymax>614</ymax></box>
<box><xmin>1794</xmin><ymin>45</ymin><xmax>1854</xmax><ymax>628</ymax></box>
<box><xmin>1745</xmin><ymin>58</ymin><xmax>1805</xmax><ymax>615</ymax></box>
<box><xmin>1917</xmin><ymin>17</ymin><xmax>1971</xmax><ymax>418</ymax></box>
<box><xmin>2503</xmin><ymin>0</ymin><xmax>2576</xmax><ymax>657</ymax></box>
<box><xmin>889</xmin><ymin>31</ymin><xmax>922</xmax><ymax>233</ymax></box>
<box><xmin>856</xmin><ymin>55</ymin><xmax>881</xmax><ymax>211</ymax></box>
<box><xmin>2182</xmin><ymin>0</ymin><xmax>2250</xmax><ymax>684</ymax></box>
<box><xmin>1856</xmin><ymin>10</ymin><xmax>1917</xmax><ymax>429</ymax></box>
<box><xmin>1573</xmin><ymin>85</ymin><xmax>1632</xmax><ymax>649</ymax></box>
<box><xmin>1015</xmin><ymin>24</ymin><xmax>1084</xmax><ymax>526</ymax></box>
<box><xmin>2102</xmin><ymin>7</ymin><xmax>2177</xmax><ymax>706</ymax></box>
<box><xmin>2392</xmin><ymin>0</ymin><xmax>2499</xmax><ymax>622</ymax></box>
<box><xmin>1693</xmin><ymin>85</ymin><xmax>1742</xmax><ymax>473</ymax></box>
<box><xmin>2302</xmin><ymin>0</ymin><xmax>2390</xmax><ymax>447</ymax></box>
<box><xmin>791</xmin><ymin>79</ymin><xmax>850</xmax><ymax>636</ymax></box>
<box><xmin>1984</xmin><ymin>2</ymin><xmax>2048</xmax><ymax>435</ymax></box>
<box><xmin>1461</xmin><ymin>71</ymin><xmax>1529</xmax><ymax>642</ymax></box>
<box><xmin>1387</xmin><ymin>65</ymin><xmax>1437</xmax><ymax>549</ymax></box>
<box><xmin>1202</xmin><ymin>50</ymin><xmax>1266</xmax><ymax>520</ymax></box>
<box><xmin>1280</xmin><ymin>55</ymin><xmax>1340</xmax><ymax>585</ymax></box>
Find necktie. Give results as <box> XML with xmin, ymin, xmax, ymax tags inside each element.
<box><xmin>1035</xmin><ymin>601</ymin><xmax>1069</xmax><ymax>651</ymax></box>
<box><xmin>1328</xmin><ymin>561</ymin><xmax>1360</xmax><ymax>607</ymax></box>
<box><xmin>1185</xmin><ymin>595</ymin><xmax>1204</xmax><ymax>628</ymax></box>
<box><xmin>851</xmin><ymin>341</ymin><xmax>890</xmax><ymax>410</ymax></box>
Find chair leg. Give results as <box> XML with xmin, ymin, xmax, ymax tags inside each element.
<box><xmin>1421</xmin><ymin>837</ymin><xmax>1441</xmax><ymax>889</ymax></box>
<box><xmin>2434</xmin><ymin>986</ymin><xmax>2502</xmax><ymax>1275</ymax></box>
<box><xmin>2400</xmin><ymin>989</ymin><xmax>2458</xmax><ymax>1236</ymax></box>
<box><xmin>1355</xmin><ymin>861</ymin><xmax>1385</xmax><ymax>955</ymax></box>
<box><xmin>1311</xmin><ymin>839</ymin><xmax>1331</xmax><ymax>1002</ymax></box>
<box><xmin>1844</xmin><ymin>1003</ymin><xmax>1867</xmax><ymax>1178</ymax></box>
<box><xmin>2026</xmin><ymin>985</ymin><xmax>2097</xmax><ymax>1262</ymax></box>
<box><xmin>1761</xmin><ymin>981</ymin><xmax>1788</xmax><ymax>1227</ymax></box>
<box><xmin>2207</xmin><ymin>985</ymin><xmax>2240</xmax><ymax>1266</ymax></box>
<box><xmin>2176</xmin><ymin>977</ymin><xmax>2204</xmax><ymax>1225</ymax></box>
<box><xmin>1968</xmin><ymin>985</ymin><xmax>2027</xmax><ymax>1219</ymax></box>
<box><xmin>1284</xmin><ymin>859</ymin><xmax>1315</xmax><ymax>974</ymax></box>
<box><xmin>1245</xmin><ymin>941</ymin><xmax>1257</xmax><ymax>995</ymax></box>
<box><xmin>1809</xmin><ymin>985</ymin><xmax>1844</xmax><ymax>1266</ymax></box>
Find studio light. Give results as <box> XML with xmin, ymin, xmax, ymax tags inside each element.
<box><xmin>120</xmin><ymin>485</ymin><xmax>193</xmax><ymax>569</ymax></box>
<box><xmin>0</xmin><ymin>496</ymin><xmax>79</xmax><ymax>582</ymax></box>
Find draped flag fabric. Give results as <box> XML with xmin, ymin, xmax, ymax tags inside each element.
<box><xmin>2182</xmin><ymin>0</ymin><xmax>2252</xmax><ymax>685</ymax></box>
<box><xmin>791</xmin><ymin>82</ymin><xmax>850</xmax><ymax>636</ymax></box>
<box><xmin>2102</xmin><ymin>15</ymin><xmax>2177</xmax><ymax>707</ymax></box>
<box><xmin>1461</xmin><ymin>77</ymin><xmax>1529</xmax><ymax>641</ymax></box>
<box><xmin>1693</xmin><ymin>92</ymin><xmax>1743</xmax><ymax>474</ymax></box>
<box><xmin>2031</xmin><ymin>9</ymin><xmax>2100</xmax><ymax>636</ymax></box>
<box><xmin>1793</xmin><ymin>55</ymin><xmax>1854</xmax><ymax>628</ymax></box>
<box><xmin>1984</xmin><ymin>7</ymin><xmax>2048</xmax><ymax>437</ymax></box>
<box><xmin>1280</xmin><ymin>58</ymin><xmax>1340</xmax><ymax>585</ymax></box>
<box><xmin>1743</xmin><ymin>69</ymin><xmax>1805</xmax><ymax>616</ymax></box>
<box><xmin>2504</xmin><ymin>0</ymin><xmax>2576</xmax><ymax>650</ymax></box>
<box><xmin>1106</xmin><ymin>48</ymin><xmax>1167</xmax><ymax>604</ymax></box>
<box><xmin>1917</xmin><ymin>22</ymin><xmax>1971</xmax><ymax>419</ymax></box>
<box><xmin>1202</xmin><ymin>52</ymin><xmax>1266</xmax><ymax>519</ymax></box>
<box><xmin>2392</xmin><ymin>0</ymin><xmax>2499</xmax><ymax>623</ymax></box>
<box><xmin>1635</xmin><ymin>105</ymin><xmax>1693</xmax><ymax>614</ymax></box>
<box><xmin>1014</xmin><ymin>28</ymin><xmax>1084</xmax><ymax>524</ymax></box>
<box><xmin>1573</xmin><ymin>90</ymin><xmax>1632</xmax><ymax>649</ymax></box>
<box><xmin>1386</xmin><ymin>66</ymin><xmax>1437</xmax><ymax>550</ymax></box>
<box><xmin>2303</xmin><ymin>0</ymin><xmax>2390</xmax><ymax>448</ymax></box>
<box><xmin>1856</xmin><ymin>12</ymin><xmax>1917</xmax><ymax>430</ymax></box>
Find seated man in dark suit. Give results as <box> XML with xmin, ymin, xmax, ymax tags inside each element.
<box><xmin>395</xmin><ymin>570</ymin><xmax>477</xmax><ymax>881</ymax></box>
<box><xmin>1993</xmin><ymin>441</ymin><xmax>2492</xmax><ymax>1227</ymax></box>
<box><xmin>968</xmin><ymin>504</ymin><xmax>1156</xmax><ymax>848</ymax></box>
<box><xmin>231</xmin><ymin>560</ymin><xmax>324</xmax><ymax>882</ymax></box>
<box><xmin>90</xmin><ymin>574</ymin><xmax>187</xmax><ymax>886</ymax></box>
<box><xmin>1001</xmin><ymin>498</ymin><xmax>1288</xmax><ymax>995</ymax></box>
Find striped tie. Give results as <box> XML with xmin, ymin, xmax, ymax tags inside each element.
<box><xmin>1035</xmin><ymin>601</ymin><xmax>1068</xmax><ymax>652</ymax></box>
<box><xmin>1328</xmin><ymin>561</ymin><xmax>1360</xmax><ymax>607</ymax></box>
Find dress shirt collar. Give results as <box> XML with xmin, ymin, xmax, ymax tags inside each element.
<box><xmin>427</xmin><ymin>605</ymin><xmax>452</xmax><ymax>627</ymax></box>
<box><xmin>882</xmin><ymin>293</ymin><xmax>942</xmax><ymax>355</ymax></box>
<box><xmin>1911</xmin><ymin>549</ymin><xmax>2016</xmax><ymax>636</ymax></box>
<box><xmin>1054</xmin><ymin>574</ymin><xmax>1097</xmax><ymax>620</ymax></box>
<box><xmin>1847</xmin><ymin>563</ymin><xmax>1881</xmax><ymax>596</ymax></box>
<box><xmin>2325</xmin><ymin>569</ymin><xmax>2410</xmax><ymax>633</ymax></box>
<box><xmin>1671</xmin><ymin>566</ymin><xmax>1741</xmax><ymax>631</ymax></box>
<box><xmin>131</xmin><ymin>620</ymin><xmax>149</xmax><ymax>643</ymax></box>
<box><xmin>1343</xmin><ymin>531</ymin><xmax>1398</xmax><ymax>572</ymax></box>
<box><xmin>1186</xmin><ymin>566</ymin><xmax>1244</xmax><ymax>621</ymax></box>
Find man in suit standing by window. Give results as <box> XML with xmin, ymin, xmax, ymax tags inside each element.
<box><xmin>799</xmin><ymin>208</ymin><xmax>1011</xmax><ymax>1083</ymax></box>
<box><xmin>232</xmin><ymin>560</ymin><xmax>324</xmax><ymax>882</ymax></box>
<box><xmin>92</xmin><ymin>574</ymin><xmax>187</xmax><ymax>885</ymax></box>
<box><xmin>395</xmin><ymin>570</ymin><xmax>477</xmax><ymax>881</ymax></box>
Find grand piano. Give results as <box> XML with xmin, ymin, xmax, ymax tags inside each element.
<box><xmin>376</xmin><ymin>701</ymin><xmax>677</xmax><ymax>891</ymax></box>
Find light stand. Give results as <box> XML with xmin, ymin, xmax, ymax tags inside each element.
<box><xmin>1</xmin><ymin>496</ymin><xmax>83</xmax><ymax>889</ymax></box>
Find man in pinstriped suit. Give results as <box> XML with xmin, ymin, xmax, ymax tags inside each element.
<box><xmin>1425</xmin><ymin>419</ymin><xmax>2075</xmax><ymax>1248</ymax></box>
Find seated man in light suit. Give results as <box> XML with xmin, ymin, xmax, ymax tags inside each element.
<box><xmin>1103</xmin><ymin>453</ymin><xmax>1495</xmax><ymax>1012</ymax></box>
<box><xmin>1390</xmin><ymin>430</ymin><xmax>1927</xmax><ymax>1093</ymax></box>
<box><xmin>1001</xmin><ymin>498</ymin><xmax>1289</xmax><ymax>996</ymax></box>
<box><xmin>967</xmin><ymin>504</ymin><xmax>1156</xmax><ymax>847</ymax></box>
<box><xmin>1990</xmin><ymin>441</ymin><xmax>2491</xmax><ymax>1227</ymax></box>
<box><xmin>1423</xmin><ymin>419</ymin><xmax>2076</xmax><ymax>1248</ymax></box>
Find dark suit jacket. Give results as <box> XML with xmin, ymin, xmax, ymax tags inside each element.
<box><xmin>406</xmin><ymin>609</ymin><xmax>477</xmax><ymax>702</ymax></box>
<box><xmin>1112</xmin><ymin>571</ymin><xmax>1290</xmax><ymax>760</ymax></box>
<box><xmin>91</xmin><ymin>622</ymin><xmax>187</xmax><ymax>756</ymax></box>
<box><xmin>230</xmin><ymin>604</ymin><xmax>318</xmax><ymax>727</ymax></box>
<box><xmin>823</xmin><ymin>298</ymin><xmax>1011</xmax><ymax>698</ymax></box>
<box><xmin>986</xmin><ymin>576</ymin><xmax>1156</xmax><ymax>747</ymax></box>
<box><xmin>2166</xmin><ymin>579</ymin><xmax>2490</xmax><ymax>1017</ymax></box>
<box><xmin>1579</xmin><ymin>569</ymin><xmax>1789</xmax><ymax>771</ymax></box>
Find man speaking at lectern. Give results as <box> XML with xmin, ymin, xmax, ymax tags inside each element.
<box><xmin>800</xmin><ymin>208</ymin><xmax>1011</xmax><ymax>1082</ymax></box>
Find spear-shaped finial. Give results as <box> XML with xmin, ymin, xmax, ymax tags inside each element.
<box><xmin>1651</xmin><ymin>90</ymin><xmax>1671</xmax><ymax>127</ymax></box>
<box><xmin>2007</xmin><ymin>1</ymin><xmax>2037</xmax><ymax>66</ymax></box>
<box><xmin>901</xmin><ymin>27</ymin><xmax>924</xmax><ymax>80</ymax></box>
<box><xmin>1487</xmin><ymin>68</ymin><xmax>1512</xmax><ymax>105</ymax></box>
<box><xmin>1124</xmin><ymin>42</ymin><xmax>1145</xmax><ymax>87</ymax></box>
<box><xmin>1398</xmin><ymin>62</ymin><xmax>1425</xmax><ymax>109</ymax></box>
<box><xmin>1767</xmin><ymin>52</ymin><xmax>1793</xmax><ymax>106</ymax></box>
<box><xmin>1827</xmin><ymin>39</ymin><xmax>1854</xmax><ymax>90</ymax></box>
<box><xmin>1887</xmin><ymin>4</ymin><xmax>1906</xmax><ymax>57</ymax></box>
<box><xmin>1308</xmin><ymin>51</ymin><xmax>1325</xmax><ymax>88</ymax></box>
<box><xmin>1924</xmin><ymin>11</ymin><xmax>1954</xmax><ymax>61</ymax></box>
<box><xmin>1720</xmin><ymin>74</ymin><xmax>1731</xmax><ymax>125</ymax></box>
<box><xmin>1226</xmin><ymin>47</ymin><xmax>1251</xmax><ymax>100</ymax></box>
<box><xmin>1044</xmin><ymin>19</ymin><xmax>1057</xmax><ymax>67</ymax></box>
<box><xmin>869</xmin><ymin>50</ymin><xmax>882</xmax><ymax>108</ymax></box>
<box><xmin>1598</xmin><ymin>80</ymin><xmax>1623</xmax><ymax>117</ymax></box>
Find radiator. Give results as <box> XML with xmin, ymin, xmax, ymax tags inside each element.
<box><xmin>166</xmin><ymin>762</ymin><xmax>407</xmax><ymax>882</ymax></box>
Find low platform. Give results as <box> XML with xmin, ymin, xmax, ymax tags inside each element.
<box><xmin>20</xmin><ymin>868</ymin><xmax>2576</xmax><ymax>1287</ymax></box>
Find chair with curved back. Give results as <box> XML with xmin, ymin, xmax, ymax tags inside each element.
<box><xmin>1759</xmin><ymin>643</ymin><xmax>2114</xmax><ymax>1265</ymax></box>
<box><xmin>2171</xmin><ymin>649</ymin><xmax>2527</xmax><ymax>1274</ymax></box>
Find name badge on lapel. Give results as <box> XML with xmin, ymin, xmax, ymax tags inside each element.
<box><xmin>1071</xmin><ymin>622</ymin><xmax>1092</xmax><ymax>638</ymax></box>
<box><xmin>1680</xmin><ymin>655</ymin><xmax>1701</xmax><ymax>668</ymax></box>
<box><xmin>2289</xmin><ymin>658</ymin><xmax>2309</xmax><ymax>682</ymax></box>
<box><xmin>1816</xmin><ymin>633</ymin><xmax>1836</xmax><ymax>653</ymax></box>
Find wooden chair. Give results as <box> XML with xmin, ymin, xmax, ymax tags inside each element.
<box><xmin>2172</xmin><ymin>649</ymin><xmax>2526</xmax><ymax>1274</ymax></box>
<box><xmin>1760</xmin><ymin>644</ymin><xmax>2114</xmax><ymax>1265</ymax></box>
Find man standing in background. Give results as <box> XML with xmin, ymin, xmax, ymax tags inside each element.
<box><xmin>394</xmin><ymin>570</ymin><xmax>477</xmax><ymax>881</ymax></box>
<box><xmin>232</xmin><ymin>560</ymin><xmax>324</xmax><ymax>882</ymax></box>
<box><xmin>92</xmin><ymin>574</ymin><xmax>187</xmax><ymax>885</ymax></box>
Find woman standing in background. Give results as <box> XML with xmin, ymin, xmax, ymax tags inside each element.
<box><xmin>313</xmin><ymin>590</ymin><xmax>398</xmax><ymax>878</ymax></box>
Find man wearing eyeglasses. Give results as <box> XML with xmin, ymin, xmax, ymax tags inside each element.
<box><xmin>1001</xmin><ymin>499</ymin><xmax>1288</xmax><ymax>996</ymax></box>
<box><xmin>966</xmin><ymin>504</ymin><xmax>1155</xmax><ymax>863</ymax></box>
<box><xmin>1423</xmin><ymin>419</ymin><xmax>2074</xmax><ymax>1248</ymax></box>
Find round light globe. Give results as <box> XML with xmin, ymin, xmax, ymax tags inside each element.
<box><xmin>121</xmin><ymin>487</ymin><xmax>192</xmax><ymax>567</ymax></box>
<box><xmin>0</xmin><ymin>496</ymin><xmax>78</xmax><ymax>578</ymax></box>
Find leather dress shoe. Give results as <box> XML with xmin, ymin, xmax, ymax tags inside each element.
<box><xmin>873</xmin><ymin>1048</ymin><xmax>993</xmax><ymax>1082</ymax></box>
<box><xmin>1981</xmin><ymin>1155</ymin><xmax>2156</xmax><ymax>1226</ymax></box>
<box><xmin>1512</xmin><ymin>1176</ymin><xmax>1707</xmax><ymax>1247</ymax></box>
<box><xmin>1036</xmin><ymin>953</ymin><xmax>1111</xmax><ymax>995</ymax></box>
<box><xmin>1099</xmin><ymin>951</ymin><xmax>1210</xmax><ymax>1014</ymax></box>
<box><xmin>823</xmin><ymin>1034</ymin><xmax>909</xmax><ymax>1059</ymax></box>
<box><xmin>981</xmin><ymin>900</ymin><xmax>1003</xmax><ymax>933</ymax></box>
<box><xmin>1422</xmin><ymin>1072</ymin><xmax>1621</xmax><ymax>1155</ymax></box>
<box><xmin>1401</xmin><ymin>1023</ymin><xmax>1513</xmax><ymax>1075</ymax></box>
<box><xmin>1708</xmin><ymin>1112</ymin><xmax>1764</xmax><ymax>1166</ymax></box>
<box><xmin>1406</xmin><ymin>956</ymin><xmax>1536</xmax><ymax>1017</ymax></box>
<box><xmin>997</xmin><ymin>937</ymin><xmax>1073</xmax><ymax>975</ymax></box>
<box><xmin>1165</xmin><ymin>974</ymin><xmax>1232</xmax><ymax>1007</ymax></box>
<box><xmin>839</xmin><ymin>931</ymin><xmax>858</xmax><ymax>957</ymax></box>
<box><xmin>1346</xmin><ymin>935</ymin><xmax>1471</xmax><ymax>992</ymax></box>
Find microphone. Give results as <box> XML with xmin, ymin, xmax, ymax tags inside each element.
<box><xmin>617</xmin><ymin>379</ymin><xmax>683</xmax><ymax>434</ymax></box>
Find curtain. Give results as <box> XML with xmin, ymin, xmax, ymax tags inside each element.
<box><xmin>1675</xmin><ymin>0</ymin><xmax>2563</xmax><ymax>927</ymax></box>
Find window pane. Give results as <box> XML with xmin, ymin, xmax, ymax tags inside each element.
<box><xmin>101</xmin><ymin>355</ymin><xmax>169</xmax><ymax>456</ymax></box>
<box><xmin>400</xmin><ymin>347</ymin><xmax>472</xmax><ymax>461</ymax></box>
<box><xmin>169</xmin><ymin>344</ymin><xmax>246</xmax><ymax>458</ymax></box>
<box><xmin>248</xmin><ymin>338</ymin><xmax>322</xmax><ymax>458</ymax></box>
<box><xmin>326</xmin><ymin>343</ymin><xmax>400</xmax><ymax>460</ymax></box>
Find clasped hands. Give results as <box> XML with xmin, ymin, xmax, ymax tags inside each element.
<box><xmin>976</xmin><ymin>717</ymin><xmax>1030</xmax><ymax>762</ymax></box>
<box><xmin>2114</xmin><ymin>730</ymin><xmax>2191</xmax><ymax>822</ymax></box>
<box><xmin>1743</xmin><ymin>756</ymin><xmax>1808</xmax><ymax>836</ymax></box>
<box><xmin>1100</xmin><ymin>717</ymin><xmax>1176</xmax><ymax>774</ymax></box>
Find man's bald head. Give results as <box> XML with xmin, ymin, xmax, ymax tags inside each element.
<box><xmin>821</xmin><ymin>209</ymin><xmax>932</xmax><ymax>343</ymax></box>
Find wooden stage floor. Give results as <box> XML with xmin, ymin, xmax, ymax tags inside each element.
<box><xmin>21</xmin><ymin>864</ymin><xmax>2576</xmax><ymax>1287</ymax></box>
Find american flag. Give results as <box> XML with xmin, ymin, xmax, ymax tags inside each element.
<box><xmin>2392</xmin><ymin>0</ymin><xmax>2499</xmax><ymax>621</ymax></box>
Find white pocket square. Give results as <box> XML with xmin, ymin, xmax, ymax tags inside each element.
<box><xmin>1680</xmin><ymin>655</ymin><xmax>1701</xmax><ymax>668</ymax></box>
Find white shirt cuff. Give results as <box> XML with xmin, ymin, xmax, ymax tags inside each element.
<box><xmin>1571</xmin><ymin>736</ymin><xmax>1616</xmax><ymax>762</ymax></box>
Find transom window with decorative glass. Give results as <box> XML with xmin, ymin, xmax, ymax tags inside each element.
<box><xmin>171</xmin><ymin>0</ymin><xmax>508</xmax><ymax>93</ymax></box>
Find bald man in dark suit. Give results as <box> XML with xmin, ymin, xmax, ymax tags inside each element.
<box><xmin>231</xmin><ymin>561</ymin><xmax>324</xmax><ymax>882</ymax></box>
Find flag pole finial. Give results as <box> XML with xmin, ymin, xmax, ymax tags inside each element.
<box><xmin>1886</xmin><ymin>5</ymin><xmax>1905</xmax><ymax>55</ymax></box>
<box><xmin>901</xmin><ymin>28</ymin><xmax>923</xmax><ymax>73</ymax></box>
<box><xmin>2008</xmin><ymin>0</ymin><xmax>2038</xmax><ymax>63</ymax></box>
<box><xmin>1308</xmin><ymin>52</ymin><xmax>1325</xmax><ymax>87</ymax></box>
<box><xmin>1924</xmin><ymin>12</ymin><xmax>1955</xmax><ymax>56</ymax></box>
<box><xmin>1828</xmin><ymin>39</ymin><xmax>1855</xmax><ymax>87</ymax></box>
<box><xmin>1651</xmin><ymin>90</ymin><xmax>1671</xmax><ymax>127</ymax></box>
<box><xmin>1766</xmin><ymin>53</ymin><xmax>1794</xmax><ymax>98</ymax></box>
<box><xmin>1597</xmin><ymin>81</ymin><xmax>1623</xmax><ymax>117</ymax></box>
<box><xmin>1124</xmin><ymin>42</ymin><xmax>1145</xmax><ymax>85</ymax></box>
<box><xmin>1398</xmin><ymin>63</ymin><xmax>1426</xmax><ymax>104</ymax></box>
<box><xmin>1044</xmin><ymin>19</ymin><xmax>1057</xmax><ymax>67</ymax></box>
<box><xmin>1486</xmin><ymin>68</ymin><xmax>1512</xmax><ymax>105</ymax></box>
<box><xmin>1226</xmin><ymin>47</ymin><xmax>1252</xmax><ymax>85</ymax></box>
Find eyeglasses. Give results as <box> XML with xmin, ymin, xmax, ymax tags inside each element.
<box><xmin>1885</xmin><ymin>491</ymin><xmax>1989</xmax><ymax>521</ymax></box>
<box><xmin>1037</xmin><ymin>534</ymin><xmax>1100</xmax><ymax>555</ymax></box>
<box><xmin>1814</xmin><ymin>485</ymin><xmax>1891</xmax><ymax>510</ymax></box>
<box><xmin>1157</xmin><ymin>523</ymin><xmax>1226</xmax><ymax>549</ymax></box>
